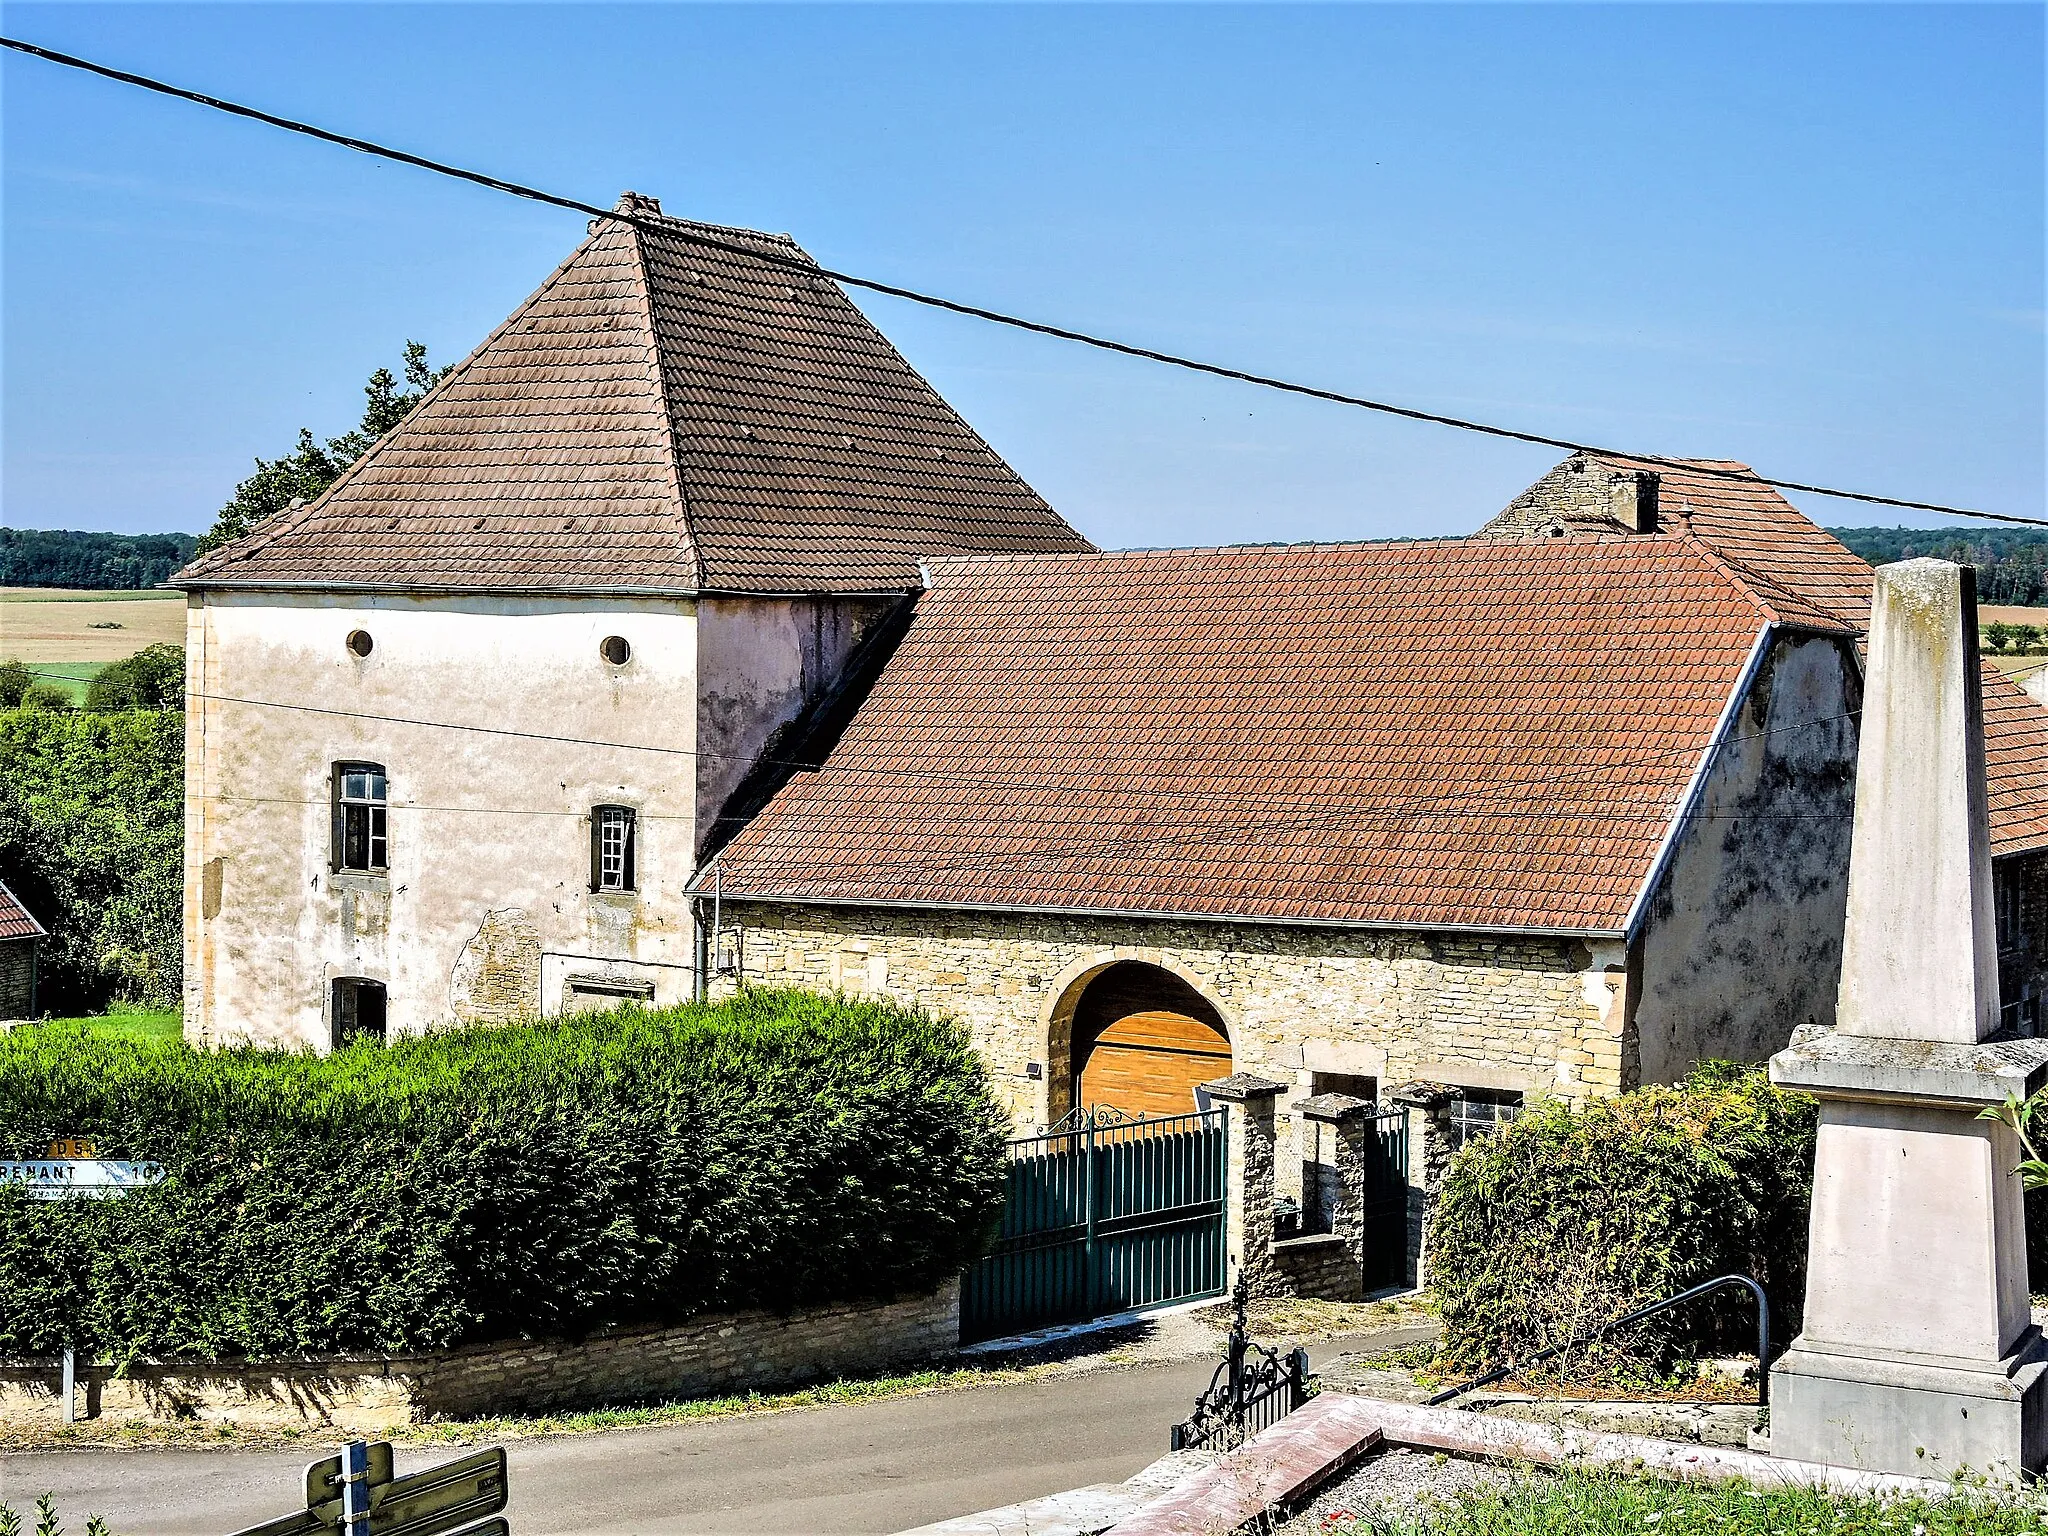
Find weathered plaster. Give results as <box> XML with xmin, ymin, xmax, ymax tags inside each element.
<box><xmin>1633</xmin><ymin>632</ymin><xmax>1862</xmax><ymax>1082</ymax></box>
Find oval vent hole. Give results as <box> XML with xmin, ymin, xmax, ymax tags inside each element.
<box><xmin>600</xmin><ymin>635</ymin><xmax>631</xmax><ymax>666</ymax></box>
<box><xmin>347</xmin><ymin>630</ymin><xmax>374</xmax><ymax>658</ymax></box>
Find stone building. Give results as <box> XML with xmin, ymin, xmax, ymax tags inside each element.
<box><xmin>171</xmin><ymin>193</ymin><xmax>1090</xmax><ymax>1048</ymax></box>
<box><xmin>0</xmin><ymin>881</ymin><xmax>44</xmax><ymax>1021</ymax></box>
<box><xmin>704</xmin><ymin>455</ymin><xmax>2048</xmax><ymax>1154</ymax></box>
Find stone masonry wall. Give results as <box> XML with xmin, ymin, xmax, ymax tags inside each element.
<box><xmin>0</xmin><ymin>941</ymin><xmax>34</xmax><ymax>1020</ymax></box>
<box><xmin>718</xmin><ymin>904</ymin><xmax>1633</xmax><ymax>1146</ymax></box>
<box><xmin>0</xmin><ymin>1283</ymin><xmax>958</xmax><ymax>1429</ymax></box>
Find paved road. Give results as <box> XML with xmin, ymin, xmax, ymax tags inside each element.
<box><xmin>1</xmin><ymin>1330</ymin><xmax>1428</xmax><ymax>1536</ymax></box>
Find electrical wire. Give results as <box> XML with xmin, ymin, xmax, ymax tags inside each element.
<box><xmin>1</xmin><ymin>33</ymin><xmax>2038</xmax><ymax>528</ymax></box>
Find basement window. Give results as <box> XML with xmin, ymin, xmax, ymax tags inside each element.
<box><xmin>1446</xmin><ymin>1088</ymin><xmax>1523</xmax><ymax>1153</ymax></box>
<box><xmin>332</xmin><ymin>763</ymin><xmax>389</xmax><ymax>873</ymax></box>
<box><xmin>332</xmin><ymin>978</ymin><xmax>387</xmax><ymax>1049</ymax></box>
<box><xmin>591</xmin><ymin>805</ymin><xmax>637</xmax><ymax>893</ymax></box>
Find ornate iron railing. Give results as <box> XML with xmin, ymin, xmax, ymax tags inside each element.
<box><xmin>1168</xmin><ymin>1274</ymin><xmax>1311</xmax><ymax>1451</ymax></box>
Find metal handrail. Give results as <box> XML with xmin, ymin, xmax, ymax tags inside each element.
<box><xmin>1424</xmin><ymin>1273</ymin><xmax>1770</xmax><ymax>1407</ymax></box>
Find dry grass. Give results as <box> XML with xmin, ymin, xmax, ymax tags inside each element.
<box><xmin>0</xmin><ymin>590</ymin><xmax>185</xmax><ymax>663</ymax></box>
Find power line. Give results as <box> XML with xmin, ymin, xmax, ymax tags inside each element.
<box><xmin>1</xmin><ymin>33</ymin><xmax>2038</xmax><ymax>529</ymax></box>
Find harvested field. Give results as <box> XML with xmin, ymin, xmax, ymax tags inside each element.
<box><xmin>0</xmin><ymin>587</ymin><xmax>185</xmax><ymax>663</ymax></box>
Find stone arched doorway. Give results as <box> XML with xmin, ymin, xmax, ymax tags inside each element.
<box><xmin>1067</xmin><ymin>961</ymin><xmax>1232</xmax><ymax>1119</ymax></box>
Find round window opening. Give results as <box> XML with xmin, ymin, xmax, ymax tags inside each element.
<box><xmin>600</xmin><ymin>635</ymin><xmax>632</xmax><ymax>666</ymax></box>
<box><xmin>346</xmin><ymin>630</ymin><xmax>374</xmax><ymax>658</ymax></box>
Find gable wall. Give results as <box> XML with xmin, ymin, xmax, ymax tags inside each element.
<box><xmin>1633</xmin><ymin>631</ymin><xmax>1862</xmax><ymax>1081</ymax></box>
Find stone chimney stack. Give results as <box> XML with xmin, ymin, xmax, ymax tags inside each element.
<box><xmin>1606</xmin><ymin>468</ymin><xmax>1658</xmax><ymax>533</ymax></box>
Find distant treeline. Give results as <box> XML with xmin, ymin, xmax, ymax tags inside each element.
<box><xmin>1</xmin><ymin>528</ymin><xmax>199</xmax><ymax>590</ymax></box>
<box><xmin>1826</xmin><ymin>526</ymin><xmax>2048</xmax><ymax>607</ymax></box>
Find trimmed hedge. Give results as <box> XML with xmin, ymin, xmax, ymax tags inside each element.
<box><xmin>0</xmin><ymin>990</ymin><xmax>1008</xmax><ymax>1361</ymax></box>
<box><xmin>1427</xmin><ymin>1063</ymin><xmax>1816</xmax><ymax>1372</ymax></box>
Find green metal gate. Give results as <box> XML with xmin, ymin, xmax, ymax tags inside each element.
<box><xmin>1359</xmin><ymin>1105</ymin><xmax>1410</xmax><ymax>1290</ymax></box>
<box><xmin>961</xmin><ymin>1107</ymin><xmax>1227</xmax><ymax>1344</ymax></box>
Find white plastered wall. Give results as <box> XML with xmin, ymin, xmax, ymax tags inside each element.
<box><xmin>183</xmin><ymin>591</ymin><xmax>703</xmax><ymax>1048</ymax></box>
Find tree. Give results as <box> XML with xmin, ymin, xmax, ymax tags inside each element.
<box><xmin>0</xmin><ymin>662</ymin><xmax>30</xmax><ymax>710</ymax></box>
<box><xmin>195</xmin><ymin>341</ymin><xmax>453</xmax><ymax>556</ymax></box>
<box><xmin>85</xmin><ymin>645</ymin><xmax>185</xmax><ymax>713</ymax></box>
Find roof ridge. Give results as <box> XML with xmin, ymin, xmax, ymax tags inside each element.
<box><xmin>623</xmin><ymin>220</ymin><xmax>705</xmax><ymax>591</ymax></box>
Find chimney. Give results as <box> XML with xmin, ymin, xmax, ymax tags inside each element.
<box><xmin>1607</xmin><ymin>469</ymin><xmax>1659</xmax><ymax>533</ymax></box>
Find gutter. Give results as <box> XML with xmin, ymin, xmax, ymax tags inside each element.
<box><xmin>672</xmin><ymin>888</ymin><xmax>1625</xmax><ymax>943</ymax></box>
<box><xmin>164</xmin><ymin>578</ymin><xmax>920</xmax><ymax>601</ymax></box>
<box><xmin>1620</xmin><ymin>621</ymin><xmax>1775</xmax><ymax>941</ymax></box>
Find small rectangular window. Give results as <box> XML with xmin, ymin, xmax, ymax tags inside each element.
<box><xmin>1997</xmin><ymin>866</ymin><xmax>2025</xmax><ymax>953</ymax></box>
<box><xmin>591</xmin><ymin>806</ymin><xmax>637</xmax><ymax>892</ymax></box>
<box><xmin>332</xmin><ymin>763</ymin><xmax>388</xmax><ymax>873</ymax></box>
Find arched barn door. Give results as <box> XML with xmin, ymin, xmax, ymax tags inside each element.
<box><xmin>1073</xmin><ymin>962</ymin><xmax>1232</xmax><ymax>1119</ymax></box>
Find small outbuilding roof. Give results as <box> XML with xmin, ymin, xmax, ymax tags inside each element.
<box><xmin>174</xmin><ymin>194</ymin><xmax>1092</xmax><ymax>597</ymax></box>
<box><xmin>704</xmin><ymin>535</ymin><xmax>1842</xmax><ymax>935</ymax></box>
<box><xmin>0</xmin><ymin>881</ymin><xmax>45</xmax><ymax>942</ymax></box>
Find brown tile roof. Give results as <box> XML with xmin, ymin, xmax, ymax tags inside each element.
<box><xmin>1482</xmin><ymin>453</ymin><xmax>2048</xmax><ymax>859</ymax></box>
<box><xmin>175</xmin><ymin>195</ymin><xmax>1092</xmax><ymax>595</ymax></box>
<box><xmin>0</xmin><ymin>881</ymin><xmax>44</xmax><ymax>943</ymax></box>
<box><xmin>706</xmin><ymin>538</ymin><xmax>1809</xmax><ymax>933</ymax></box>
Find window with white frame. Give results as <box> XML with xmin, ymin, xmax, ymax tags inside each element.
<box><xmin>1447</xmin><ymin>1088</ymin><xmax>1524</xmax><ymax>1152</ymax></box>
<box><xmin>332</xmin><ymin>763</ymin><xmax>388</xmax><ymax>873</ymax></box>
<box><xmin>591</xmin><ymin>805</ymin><xmax>637</xmax><ymax>892</ymax></box>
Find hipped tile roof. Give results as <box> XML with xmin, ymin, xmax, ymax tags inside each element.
<box><xmin>1482</xmin><ymin>453</ymin><xmax>2048</xmax><ymax>858</ymax></box>
<box><xmin>175</xmin><ymin>196</ymin><xmax>1091</xmax><ymax>595</ymax></box>
<box><xmin>0</xmin><ymin>881</ymin><xmax>44</xmax><ymax>943</ymax></box>
<box><xmin>707</xmin><ymin>537</ymin><xmax>1812</xmax><ymax>933</ymax></box>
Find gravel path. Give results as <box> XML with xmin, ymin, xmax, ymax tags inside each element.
<box><xmin>1280</xmin><ymin>1445</ymin><xmax>1539</xmax><ymax>1533</ymax></box>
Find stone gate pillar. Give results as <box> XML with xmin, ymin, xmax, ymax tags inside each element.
<box><xmin>1770</xmin><ymin>558</ymin><xmax>2048</xmax><ymax>1481</ymax></box>
<box><xmin>1202</xmin><ymin>1073</ymin><xmax>1286</xmax><ymax>1298</ymax></box>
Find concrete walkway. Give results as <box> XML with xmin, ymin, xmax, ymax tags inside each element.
<box><xmin>0</xmin><ymin>1329</ymin><xmax>1431</xmax><ymax>1536</ymax></box>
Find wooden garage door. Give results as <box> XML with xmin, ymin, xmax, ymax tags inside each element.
<box><xmin>1078</xmin><ymin>1010</ymin><xmax>1233</xmax><ymax>1119</ymax></box>
<box><xmin>1073</xmin><ymin>963</ymin><xmax>1232</xmax><ymax>1119</ymax></box>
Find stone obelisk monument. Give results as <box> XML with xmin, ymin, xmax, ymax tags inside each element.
<box><xmin>1771</xmin><ymin>558</ymin><xmax>2048</xmax><ymax>1480</ymax></box>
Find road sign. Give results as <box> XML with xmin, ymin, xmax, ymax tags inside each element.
<box><xmin>0</xmin><ymin>1158</ymin><xmax>165</xmax><ymax>1200</ymax></box>
<box><xmin>225</xmin><ymin>1441</ymin><xmax>509</xmax><ymax>1536</ymax></box>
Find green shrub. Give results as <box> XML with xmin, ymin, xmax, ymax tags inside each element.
<box><xmin>0</xmin><ymin>989</ymin><xmax>1008</xmax><ymax>1361</ymax></box>
<box><xmin>83</xmin><ymin>644</ymin><xmax>184</xmax><ymax>712</ymax></box>
<box><xmin>0</xmin><ymin>661</ymin><xmax>31</xmax><ymax>709</ymax></box>
<box><xmin>1427</xmin><ymin>1064</ymin><xmax>1816</xmax><ymax>1373</ymax></box>
<box><xmin>0</xmin><ymin>708</ymin><xmax>182</xmax><ymax>1010</ymax></box>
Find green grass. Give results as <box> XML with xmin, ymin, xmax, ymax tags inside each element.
<box><xmin>1338</xmin><ymin>1466</ymin><xmax>2043</xmax><ymax>1535</ymax></box>
<box><xmin>29</xmin><ymin>1008</ymin><xmax>183</xmax><ymax>1046</ymax></box>
<box><xmin>17</xmin><ymin>662</ymin><xmax>106</xmax><ymax>704</ymax></box>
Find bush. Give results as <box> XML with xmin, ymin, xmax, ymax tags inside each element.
<box><xmin>0</xmin><ymin>989</ymin><xmax>1009</xmax><ymax>1362</ymax></box>
<box><xmin>0</xmin><ymin>708</ymin><xmax>182</xmax><ymax>1010</ymax></box>
<box><xmin>0</xmin><ymin>661</ymin><xmax>30</xmax><ymax>709</ymax></box>
<box><xmin>1427</xmin><ymin>1064</ymin><xmax>1816</xmax><ymax>1373</ymax></box>
<box><xmin>83</xmin><ymin>645</ymin><xmax>184</xmax><ymax>712</ymax></box>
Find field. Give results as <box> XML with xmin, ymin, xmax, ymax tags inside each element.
<box><xmin>0</xmin><ymin>587</ymin><xmax>185</xmax><ymax>667</ymax></box>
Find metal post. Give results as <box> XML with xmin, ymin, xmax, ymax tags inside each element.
<box><xmin>1082</xmin><ymin>1111</ymin><xmax>1099</xmax><ymax>1320</ymax></box>
<box><xmin>61</xmin><ymin>1346</ymin><xmax>75</xmax><ymax>1425</ymax></box>
<box><xmin>339</xmin><ymin>1438</ymin><xmax>371</xmax><ymax>1536</ymax></box>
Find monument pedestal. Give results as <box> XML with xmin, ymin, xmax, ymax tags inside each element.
<box><xmin>1769</xmin><ymin>1030</ymin><xmax>2048</xmax><ymax>1481</ymax></box>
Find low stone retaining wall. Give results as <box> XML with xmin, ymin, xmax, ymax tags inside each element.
<box><xmin>0</xmin><ymin>1281</ymin><xmax>959</xmax><ymax>1430</ymax></box>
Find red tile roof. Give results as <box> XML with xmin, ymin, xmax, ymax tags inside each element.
<box><xmin>175</xmin><ymin>196</ymin><xmax>1092</xmax><ymax>596</ymax></box>
<box><xmin>707</xmin><ymin>538</ymin><xmax>1813</xmax><ymax>933</ymax></box>
<box><xmin>0</xmin><ymin>881</ymin><xmax>44</xmax><ymax>943</ymax></box>
<box><xmin>1483</xmin><ymin>453</ymin><xmax>2048</xmax><ymax>859</ymax></box>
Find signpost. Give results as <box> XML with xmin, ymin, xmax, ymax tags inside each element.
<box><xmin>4</xmin><ymin>1138</ymin><xmax>167</xmax><ymax>1422</ymax></box>
<box><xmin>225</xmin><ymin>1441</ymin><xmax>510</xmax><ymax>1536</ymax></box>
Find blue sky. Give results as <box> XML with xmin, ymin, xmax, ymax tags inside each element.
<box><xmin>4</xmin><ymin>4</ymin><xmax>2042</xmax><ymax>548</ymax></box>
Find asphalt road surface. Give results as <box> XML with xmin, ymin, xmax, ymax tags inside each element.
<box><xmin>3</xmin><ymin>1328</ymin><xmax>1430</xmax><ymax>1535</ymax></box>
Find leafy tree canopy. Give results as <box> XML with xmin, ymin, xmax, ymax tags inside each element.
<box><xmin>85</xmin><ymin>644</ymin><xmax>185</xmax><ymax>713</ymax></box>
<box><xmin>195</xmin><ymin>342</ymin><xmax>452</xmax><ymax>556</ymax></box>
